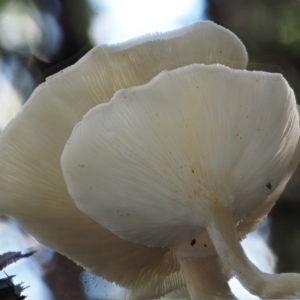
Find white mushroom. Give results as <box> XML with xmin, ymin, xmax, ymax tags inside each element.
<box><xmin>0</xmin><ymin>21</ymin><xmax>249</xmax><ymax>299</ymax></box>
<box><xmin>61</xmin><ymin>64</ymin><xmax>300</xmax><ymax>299</ymax></box>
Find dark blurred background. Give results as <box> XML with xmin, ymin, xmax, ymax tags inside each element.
<box><xmin>1</xmin><ymin>0</ymin><xmax>300</xmax><ymax>299</ymax></box>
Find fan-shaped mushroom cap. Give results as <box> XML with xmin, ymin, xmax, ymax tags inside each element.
<box><xmin>0</xmin><ymin>22</ymin><xmax>248</xmax><ymax>298</ymax></box>
<box><xmin>61</xmin><ymin>64</ymin><xmax>299</xmax><ymax>251</ymax></box>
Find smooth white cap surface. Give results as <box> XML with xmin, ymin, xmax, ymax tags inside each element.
<box><xmin>62</xmin><ymin>64</ymin><xmax>299</xmax><ymax>249</ymax></box>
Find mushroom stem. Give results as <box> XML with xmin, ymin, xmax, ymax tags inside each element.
<box><xmin>206</xmin><ymin>205</ymin><xmax>300</xmax><ymax>299</ymax></box>
<box><xmin>175</xmin><ymin>254</ymin><xmax>234</xmax><ymax>299</ymax></box>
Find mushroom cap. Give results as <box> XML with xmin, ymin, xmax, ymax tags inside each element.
<box><xmin>61</xmin><ymin>64</ymin><xmax>299</xmax><ymax>250</ymax></box>
<box><xmin>237</xmin><ymin>106</ymin><xmax>300</xmax><ymax>238</ymax></box>
<box><xmin>0</xmin><ymin>21</ymin><xmax>249</xmax><ymax>297</ymax></box>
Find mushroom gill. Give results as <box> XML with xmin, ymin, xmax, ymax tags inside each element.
<box><xmin>61</xmin><ymin>64</ymin><xmax>300</xmax><ymax>299</ymax></box>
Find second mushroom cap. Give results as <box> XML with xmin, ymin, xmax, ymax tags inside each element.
<box><xmin>61</xmin><ymin>63</ymin><xmax>299</xmax><ymax>250</ymax></box>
